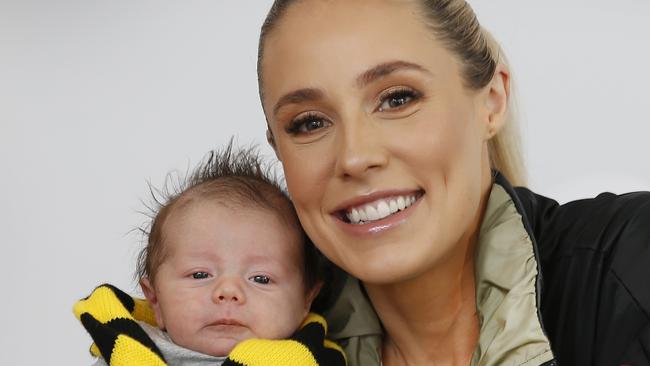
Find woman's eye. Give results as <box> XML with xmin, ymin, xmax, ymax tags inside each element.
<box><xmin>285</xmin><ymin>113</ymin><xmax>331</xmax><ymax>135</ymax></box>
<box><xmin>191</xmin><ymin>272</ymin><xmax>210</xmax><ymax>279</ymax></box>
<box><xmin>378</xmin><ymin>88</ymin><xmax>420</xmax><ymax>112</ymax></box>
<box><xmin>250</xmin><ymin>275</ymin><xmax>271</xmax><ymax>285</ymax></box>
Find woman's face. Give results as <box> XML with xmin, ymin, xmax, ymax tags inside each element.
<box><xmin>260</xmin><ymin>0</ymin><xmax>504</xmax><ymax>284</ymax></box>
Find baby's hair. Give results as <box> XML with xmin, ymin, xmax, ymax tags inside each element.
<box><xmin>135</xmin><ymin>140</ymin><xmax>321</xmax><ymax>293</ymax></box>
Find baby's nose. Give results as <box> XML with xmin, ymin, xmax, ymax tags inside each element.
<box><xmin>212</xmin><ymin>278</ymin><xmax>245</xmax><ymax>304</ymax></box>
<box><xmin>216</xmin><ymin>293</ymin><xmax>239</xmax><ymax>302</ymax></box>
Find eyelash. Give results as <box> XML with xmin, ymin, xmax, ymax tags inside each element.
<box><xmin>283</xmin><ymin>87</ymin><xmax>421</xmax><ymax>136</ymax></box>
<box><xmin>285</xmin><ymin>112</ymin><xmax>329</xmax><ymax>135</ymax></box>
<box><xmin>190</xmin><ymin>272</ymin><xmax>272</xmax><ymax>285</ymax></box>
<box><xmin>377</xmin><ymin>87</ymin><xmax>421</xmax><ymax>112</ymax></box>
<box><xmin>191</xmin><ymin>272</ymin><xmax>210</xmax><ymax>280</ymax></box>
<box><xmin>249</xmin><ymin>275</ymin><xmax>271</xmax><ymax>285</ymax></box>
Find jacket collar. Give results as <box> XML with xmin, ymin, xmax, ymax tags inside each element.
<box><xmin>471</xmin><ymin>180</ymin><xmax>554</xmax><ymax>365</ymax></box>
<box><xmin>323</xmin><ymin>175</ymin><xmax>555</xmax><ymax>366</ymax></box>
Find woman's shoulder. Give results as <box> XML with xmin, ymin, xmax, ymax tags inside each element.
<box><xmin>513</xmin><ymin>185</ymin><xmax>650</xmax><ymax>256</ymax></box>
<box><xmin>510</xmin><ymin>183</ymin><xmax>650</xmax><ymax>309</ymax></box>
<box><xmin>491</xmin><ymin>170</ymin><xmax>650</xmax><ymax>254</ymax></box>
<box><xmin>503</xmin><ymin>180</ymin><xmax>650</xmax><ymax>365</ymax></box>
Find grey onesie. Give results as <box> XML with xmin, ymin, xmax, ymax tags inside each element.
<box><xmin>92</xmin><ymin>321</ymin><xmax>227</xmax><ymax>366</ymax></box>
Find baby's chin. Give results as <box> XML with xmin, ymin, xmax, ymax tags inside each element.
<box><xmin>201</xmin><ymin>338</ymin><xmax>240</xmax><ymax>358</ymax></box>
<box><xmin>167</xmin><ymin>328</ymin><xmax>249</xmax><ymax>358</ymax></box>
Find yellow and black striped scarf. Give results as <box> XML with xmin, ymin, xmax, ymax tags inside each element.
<box><xmin>74</xmin><ymin>284</ymin><xmax>346</xmax><ymax>366</ymax></box>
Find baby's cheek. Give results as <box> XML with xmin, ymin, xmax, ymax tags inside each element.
<box><xmin>165</xmin><ymin>316</ymin><xmax>189</xmax><ymax>339</ymax></box>
<box><xmin>284</xmin><ymin>303</ymin><xmax>310</xmax><ymax>338</ymax></box>
<box><xmin>251</xmin><ymin>308</ymin><xmax>295</xmax><ymax>339</ymax></box>
<box><xmin>162</xmin><ymin>301</ymin><xmax>203</xmax><ymax>343</ymax></box>
<box><xmin>266</xmin><ymin>320</ymin><xmax>300</xmax><ymax>340</ymax></box>
<box><xmin>249</xmin><ymin>286</ymin><xmax>309</xmax><ymax>338</ymax></box>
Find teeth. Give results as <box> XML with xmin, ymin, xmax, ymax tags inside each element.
<box><xmin>376</xmin><ymin>201</ymin><xmax>390</xmax><ymax>218</ymax></box>
<box><xmin>366</xmin><ymin>205</ymin><xmax>380</xmax><ymax>221</ymax></box>
<box><xmin>345</xmin><ymin>194</ymin><xmax>419</xmax><ymax>224</ymax></box>
<box><xmin>397</xmin><ymin>196</ymin><xmax>406</xmax><ymax>210</ymax></box>
<box><xmin>388</xmin><ymin>200</ymin><xmax>398</xmax><ymax>214</ymax></box>
<box><xmin>359</xmin><ymin>207</ymin><xmax>368</xmax><ymax>221</ymax></box>
<box><xmin>350</xmin><ymin>208</ymin><xmax>360</xmax><ymax>223</ymax></box>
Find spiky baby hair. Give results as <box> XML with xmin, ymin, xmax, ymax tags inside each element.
<box><xmin>135</xmin><ymin>141</ymin><xmax>320</xmax><ymax>293</ymax></box>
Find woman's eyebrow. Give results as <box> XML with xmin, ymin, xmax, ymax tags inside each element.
<box><xmin>272</xmin><ymin>61</ymin><xmax>430</xmax><ymax>117</ymax></box>
<box><xmin>356</xmin><ymin>60</ymin><xmax>432</xmax><ymax>88</ymax></box>
<box><xmin>273</xmin><ymin>88</ymin><xmax>324</xmax><ymax>116</ymax></box>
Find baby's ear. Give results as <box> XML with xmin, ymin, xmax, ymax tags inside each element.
<box><xmin>305</xmin><ymin>282</ymin><xmax>323</xmax><ymax>313</ymax></box>
<box><xmin>140</xmin><ymin>277</ymin><xmax>164</xmax><ymax>329</ymax></box>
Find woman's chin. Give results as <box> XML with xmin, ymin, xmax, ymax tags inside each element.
<box><xmin>344</xmin><ymin>248</ymin><xmax>438</xmax><ymax>286</ymax></box>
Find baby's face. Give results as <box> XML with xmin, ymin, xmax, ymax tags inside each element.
<box><xmin>143</xmin><ymin>201</ymin><xmax>313</xmax><ymax>357</ymax></box>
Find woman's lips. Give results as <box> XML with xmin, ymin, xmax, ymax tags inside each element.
<box><xmin>344</xmin><ymin>192</ymin><xmax>421</xmax><ymax>224</ymax></box>
<box><xmin>332</xmin><ymin>190</ymin><xmax>424</xmax><ymax>235</ymax></box>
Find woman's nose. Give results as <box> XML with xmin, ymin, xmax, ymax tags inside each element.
<box><xmin>335</xmin><ymin>117</ymin><xmax>388</xmax><ymax>179</ymax></box>
<box><xmin>212</xmin><ymin>278</ymin><xmax>245</xmax><ymax>304</ymax></box>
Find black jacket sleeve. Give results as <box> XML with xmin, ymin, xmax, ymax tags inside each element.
<box><xmin>514</xmin><ymin>186</ymin><xmax>650</xmax><ymax>366</ymax></box>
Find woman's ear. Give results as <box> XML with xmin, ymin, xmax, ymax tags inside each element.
<box><xmin>140</xmin><ymin>277</ymin><xmax>165</xmax><ymax>329</ymax></box>
<box><xmin>484</xmin><ymin>63</ymin><xmax>510</xmax><ymax>140</ymax></box>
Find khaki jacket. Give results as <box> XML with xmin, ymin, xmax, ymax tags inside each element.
<box><xmin>322</xmin><ymin>183</ymin><xmax>555</xmax><ymax>366</ymax></box>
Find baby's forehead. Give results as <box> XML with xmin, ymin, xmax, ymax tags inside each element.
<box><xmin>174</xmin><ymin>181</ymin><xmax>298</xmax><ymax>222</ymax></box>
<box><xmin>163</xmin><ymin>197</ymin><xmax>305</xmax><ymax>258</ymax></box>
<box><xmin>170</xmin><ymin>190</ymin><xmax>300</xmax><ymax>232</ymax></box>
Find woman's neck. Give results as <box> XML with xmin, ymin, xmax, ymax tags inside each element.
<box><xmin>365</xmin><ymin>161</ymin><xmax>494</xmax><ymax>366</ymax></box>
<box><xmin>365</xmin><ymin>239</ymin><xmax>479</xmax><ymax>366</ymax></box>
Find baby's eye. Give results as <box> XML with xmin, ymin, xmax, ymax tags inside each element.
<box><xmin>191</xmin><ymin>272</ymin><xmax>210</xmax><ymax>279</ymax></box>
<box><xmin>249</xmin><ymin>275</ymin><xmax>271</xmax><ymax>285</ymax></box>
<box><xmin>377</xmin><ymin>88</ymin><xmax>421</xmax><ymax>112</ymax></box>
<box><xmin>285</xmin><ymin>113</ymin><xmax>331</xmax><ymax>135</ymax></box>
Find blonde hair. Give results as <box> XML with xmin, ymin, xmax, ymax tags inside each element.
<box><xmin>482</xmin><ymin>30</ymin><xmax>527</xmax><ymax>186</ymax></box>
<box><xmin>258</xmin><ymin>0</ymin><xmax>527</xmax><ymax>186</ymax></box>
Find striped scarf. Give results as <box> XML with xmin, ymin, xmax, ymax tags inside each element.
<box><xmin>74</xmin><ymin>284</ymin><xmax>346</xmax><ymax>366</ymax></box>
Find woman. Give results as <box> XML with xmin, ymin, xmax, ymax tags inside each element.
<box><xmin>257</xmin><ymin>1</ymin><xmax>650</xmax><ymax>365</ymax></box>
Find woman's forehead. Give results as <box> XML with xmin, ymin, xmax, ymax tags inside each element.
<box><xmin>260</xmin><ymin>0</ymin><xmax>454</xmax><ymax>102</ymax></box>
<box><xmin>263</xmin><ymin>0</ymin><xmax>431</xmax><ymax>64</ymax></box>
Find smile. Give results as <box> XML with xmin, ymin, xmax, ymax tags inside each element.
<box><xmin>341</xmin><ymin>191</ymin><xmax>423</xmax><ymax>225</ymax></box>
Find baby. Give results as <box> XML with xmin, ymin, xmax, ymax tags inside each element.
<box><xmin>75</xmin><ymin>145</ymin><xmax>345</xmax><ymax>366</ymax></box>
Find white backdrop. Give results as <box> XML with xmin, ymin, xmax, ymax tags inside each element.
<box><xmin>1</xmin><ymin>1</ymin><xmax>648</xmax><ymax>364</ymax></box>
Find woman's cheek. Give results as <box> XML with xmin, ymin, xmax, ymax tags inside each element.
<box><xmin>282</xmin><ymin>153</ymin><xmax>339</xmax><ymax>258</ymax></box>
<box><xmin>287</xmin><ymin>166</ymin><xmax>330</xmax><ymax>232</ymax></box>
<box><xmin>283</xmin><ymin>143</ymin><xmax>332</xmax><ymax>198</ymax></box>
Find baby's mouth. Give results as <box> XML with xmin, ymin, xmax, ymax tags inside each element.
<box><xmin>211</xmin><ymin>319</ymin><xmax>244</xmax><ymax>327</ymax></box>
<box><xmin>337</xmin><ymin>191</ymin><xmax>423</xmax><ymax>225</ymax></box>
